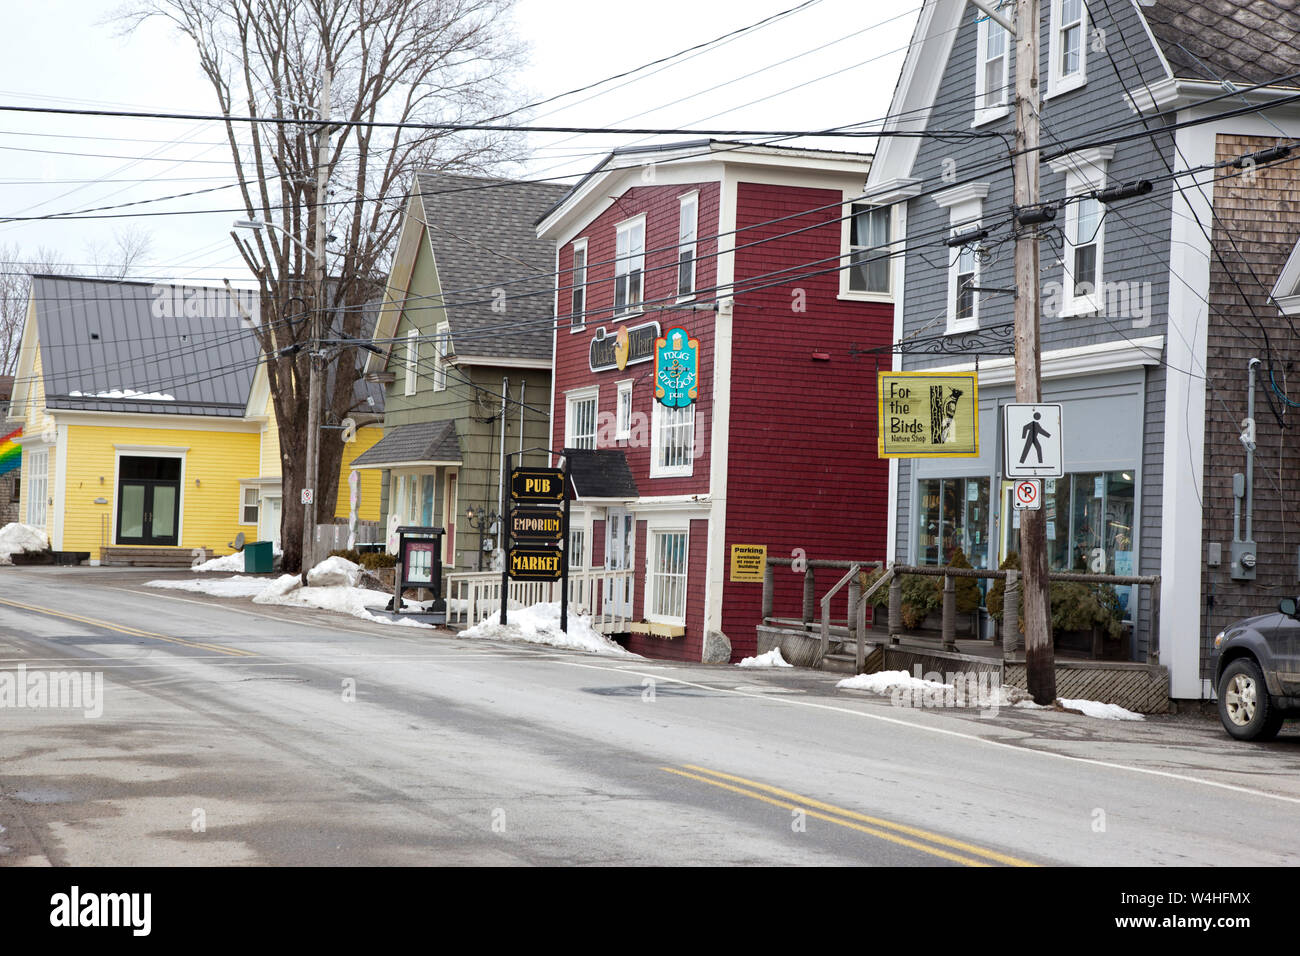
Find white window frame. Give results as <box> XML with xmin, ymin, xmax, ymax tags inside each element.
<box><xmin>933</xmin><ymin>183</ymin><xmax>990</xmax><ymax>335</ymax></box>
<box><xmin>239</xmin><ymin>485</ymin><xmax>259</xmax><ymax>525</ymax></box>
<box><xmin>841</xmin><ymin>202</ymin><xmax>893</xmax><ymax>299</ymax></box>
<box><xmin>569</xmin><ymin>526</ymin><xmax>585</xmax><ymax>569</ymax></box>
<box><xmin>434</xmin><ymin>321</ymin><xmax>450</xmax><ymax>391</ymax></box>
<box><xmin>570</xmin><ymin>238</ymin><xmax>588</xmax><ymax>332</ymax></box>
<box><xmin>650</xmin><ymin>401</ymin><xmax>695</xmax><ymax>478</ymax></box>
<box><xmin>1049</xmin><ymin>147</ymin><xmax>1113</xmax><ymax>317</ymax></box>
<box><xmin>676</xmin><ymin>191</ymin><xmax>698</xmax><ymax>301</ymax></box>
<box><xmin>565</xmin><ymin>385</ymin><xmax>599</xmax><ymax>450</ymax></box>
<box><xmin>25</xmin><ymin>446</ymin><xmax>49</xmax><ymax>528</ymax></box>
<box><xmin>614</xmin><ymin>214</ymin><xmax>646</xmax><ymax>317</ymax></box>
<box><xmin>645</xmin><ymin>525</ymin><xmax>689</xmax><ymax>625</ymax></box>
<box><xmin>616</xmin><ymin>380</ymin><xmax>633</xmax><ymax>441</ymax></box>
<box><xmin>404</xmin><ymin>328</ymin><xmax>418</xmax><ymax>396</ymax></box>
<box><xmin>973</xmin><ymin>6</ymin><xmax>1012</xmax><ymax>126</ymax></box>
<box><xmin>1048</xmin><ymin>0</ymin><xmax>1088</xmax><ymax>98</ymax></box>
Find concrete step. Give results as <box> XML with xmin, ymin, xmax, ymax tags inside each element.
<box><xmin>101</xmin><ymin>547</ymin><xmax>212</xmax><ymax>568</ymax></box>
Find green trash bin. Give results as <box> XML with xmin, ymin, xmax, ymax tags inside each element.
<box><xmin>244</xmin><ymin>540</ymin><xmax>274</xmax><ymax>574</ymax></box>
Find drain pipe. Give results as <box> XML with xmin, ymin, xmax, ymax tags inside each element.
<box><xmin>1231</xmin><ymin>359</ymin><xmax>1260</xmax><ymax>580</ymax></box>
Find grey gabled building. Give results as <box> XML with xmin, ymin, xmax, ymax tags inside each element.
<box><xmin>866</xmin><ymin>0</ymin><xmax>1300</xmax><ymax>699</ymax></box>
<box><xmin>355</xmin><ymin>171</ymin><xmax>568</xmax><ymax>572</ymax></box>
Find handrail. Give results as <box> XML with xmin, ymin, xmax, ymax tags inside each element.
<box><xmin>819</xmin><ymin>564</ymin><xmax>861</xmax><ymax>663</ymax></box>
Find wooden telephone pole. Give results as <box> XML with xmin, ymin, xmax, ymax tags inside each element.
<box><xmin>302</xmin><ymin>68</ymin><xmax>331</xmax><ymax>579</ymax></box>
<box><xmin>1011</xmin><ymin>0</ymin><xmax>1056</xmax><ymax>702</ymax></box>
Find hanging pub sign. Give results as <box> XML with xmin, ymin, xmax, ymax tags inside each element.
<box><xmin>876</xmin><ymin>371</ymin><xmax>979</xmax><ymax>458</ymax></box>
<box><xmin>510</xmin><ymin>467</ymin><xmax>565</xmax><ymax>502</ymax></box>
<box><xmin>510</xmin><ymin>507</ymin><xmax>564</xmax><ymax>543</ymax></box>
<box><xmin>590</xmin><ymin>320</ymin><xmax>660</xmax><ymax>372</ymax></box>
<box><xmin>655</xmin><ymin>326</ymin><xmax>699</xmax><ymax>408</ymax></box>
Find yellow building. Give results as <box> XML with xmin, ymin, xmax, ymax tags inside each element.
<box><xmin>6</xmin><ymin>276</ymin><xmax>381</xmax><ymax>564</ymax></box>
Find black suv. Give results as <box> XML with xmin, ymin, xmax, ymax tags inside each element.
<box><xmin>1211</xmin><ymin>599</ymin><xmax>1300</xmax><ymax>740</ymax></box>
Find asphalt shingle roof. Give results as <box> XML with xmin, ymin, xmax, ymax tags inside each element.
<box><xmin>351</xmin><ymin>420</ymin><xmax>461</xmax><ymax>467</ymax></box>
<box><xmin>31</xmin><ymin>275</ymin><xmax>261</xmax><ymax>417</ymax></box>
<box><xmin>1143</xmin><ymin>0</ymin><xmax>1300</xmax><ymax>88</ymax></box>
<box><xmin>415</xmin><ymin>171</ymin><xmax>569</xmax><ymax>362</ymax></box>
<box><xmin>564</xmin><ymin>448</ymin><xmax>640</xmax><ymax>500</ymax></box>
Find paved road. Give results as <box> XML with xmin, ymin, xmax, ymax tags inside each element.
<box><xmin>2</xmin><ymin>565</ymin><xmax>1299</xmax><ymax>866</ymax></box>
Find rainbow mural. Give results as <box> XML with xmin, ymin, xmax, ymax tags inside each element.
<box><xmin>0</xmin><ymin>426</ymin><xmax>20</xmax><ymax>477</ymax></box>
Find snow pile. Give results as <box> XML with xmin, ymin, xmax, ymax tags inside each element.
<box><xmin>306</xmin><ymin>555</ymin><xmax>362</xmax><ymax>588</ymax></box>
<box><xmin>0</xmin><ymin>523</ymin><xmax>49</xmax><ymax>565</ymax></box>
<box><xmin>837</xmin><ymin>670</ymin><xmax>953</xmax><ymax>695</ymax></box>
<box><xmin>1057</xmin><ymin>697</ymin><xmax>1144</xmax><ymax>721</ymax></box>
<box><xmin>192</xmin><ymin>552</ymin><xmax>244</xmax><ymax>573</ymax></box>
<box><xmin>70</xmin><ymin>388</ymin><xmax>176</xmax><ymax>401</ymax></box>
<box><xmin>737</xmin><ymin>647</ymin><xmax>793</xmax><ymax>668</ymax></box>
<box><xmin>147</xmin><ymin>576</ymin><xmax>270</xmax><ymax>598</ymax></box>
<box><xmin>463</xmin><ymin>602</ymin><xmax>637</xmax><ymax>657</ymax></box>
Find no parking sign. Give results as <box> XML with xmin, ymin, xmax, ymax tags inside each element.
<box><xmin>1013</xmin><ymin>479</ymin><xmax>1041</xmax><ymax>511</ymax></box>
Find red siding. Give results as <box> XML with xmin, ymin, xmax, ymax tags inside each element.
<box><xmin>624</xmin><ymin>518</ymin><xmax>710</xmax><ymax>661</ymax></box>
<box><xmin>719</xmin><ymin>181</ymin><xmax>893</xmax><ymax>659</ymax></box>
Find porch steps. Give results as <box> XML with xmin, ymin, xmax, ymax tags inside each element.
<box><xmin>101</xmin><ymin>547</ymin><xmax>212</xmax><ymax>568</ymax></box>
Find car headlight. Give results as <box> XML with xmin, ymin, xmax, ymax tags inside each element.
<box><xmin>1213</xmin><ymin>631</ymin><xmax>1225</xmax><ymax>650</ymax></box>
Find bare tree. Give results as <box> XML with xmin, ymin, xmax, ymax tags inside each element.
<box><xmin>116</xmin><ymin>0</ymin><xmax>525</xmax><ymax>571</ymax></box>
<box><xmin>0</xmin><ymin>244</ymin><xmax>70</xmax><ymax>375</ymax></box>
<box><xmin>84</xmin><ymin>225</ymin><xmax>154</xmax><ymax>280</ymax></box>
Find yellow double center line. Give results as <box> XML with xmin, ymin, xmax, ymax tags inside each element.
<box><xmin>662</xmin><ymin>764</ymin><xmax>1037</xmax><ymax>867</ymax></box>
<box><xmin>0</xmin><ymin>597</ymin><xmax>255</xmax><ymax>658</ymax></box>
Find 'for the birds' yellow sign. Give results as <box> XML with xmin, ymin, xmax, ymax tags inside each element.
<box><xmin>877</xmin><ymin>371</ymin><xmax>979</xmax><ymax>458</ymax></box>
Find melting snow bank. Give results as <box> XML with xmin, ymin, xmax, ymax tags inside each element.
<box><xmin>192</xmin><ymin>552</ymin><xmax>244</xmax><ymax>573</ymax></box>
<box><xmin>837</xmin><ymin>670</ymin><xmax>952</xmax><ymax>695</ymax></box>
<box><xmin>0</xmin><ymin>523</ymin><xmax>49</xmax><ymax>565</ymax></box>
<box><xmin>462</xmin><ymin>602</ymin><xmax>639</xmax><ymax>657</ymax></box>
<box><xmin>146</xmin><ymin>557</ymin><xmax>431</xmax><ymax>629</ymax></box>
<box><xmin>737</xmin><ymin>648</ymin><xmax>792</xmax><ymax>668</ymax></box>
<box><xmin>1056</xmin><ymin>697</ymin><xmax>1144</xmax><ymax>721</ymax></box>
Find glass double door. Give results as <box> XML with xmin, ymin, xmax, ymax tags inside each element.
<box><xmin>117</xmin><ymin>456</ymin><xmax>181</xmax><ymax>546</ymax></box>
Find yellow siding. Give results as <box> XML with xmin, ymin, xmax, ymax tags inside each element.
<box><xmin>337</xmin><ymin>425</ymin><xmax>382</xmax><ymax>521</ymax></box>
<box><xmin>26</xmin><ymin>348</ymin><xmax>52</xmax><ymax>437</ymax></box>
<box><xmin>62</xmin><ymin>423</ymin><xmax>259</xmax><ymax>556</ymax></box>
<box><xmin>259</xmin><ymin>391</ymin><xmax>281</xmax><ymax>478</ymax></box>
<box><xmin>17</xmin><ymin>348</ymin><xmax>54</xmax><ymax>538</ymax></box>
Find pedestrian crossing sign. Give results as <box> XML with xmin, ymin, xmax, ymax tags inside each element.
<box><xmin>1003</xmin><ymin>403</ymin><xmax>1063</xmax><ymax>478</ymax></box>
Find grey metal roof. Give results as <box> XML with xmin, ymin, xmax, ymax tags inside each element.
<box><xmin>32</xmin><ymin>275</ymin><xmax>261</xmax><ymax>417</ymax></box>
<box><xmin>564</xmin><ymin>448</ymin><xmax>640</xmax><ymax>500</ymax></box>
<box><xmin>1143</xmin><ymin>0</ymin><xmax>1300</xmax><ymax>88</ymax></box>
<box><xmin>415</xmin><ymin>171</ymin><xmax>569</xmax><ymax>363</ymax></box>
<box><xmin>351</xmin><ymin>420</ymin><xmax>462</xmax><ymax>467</ymax></box>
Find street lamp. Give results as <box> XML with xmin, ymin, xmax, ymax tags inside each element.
<box><xmin>465</xmin><ymin>506</ymin><xmax>501</xmax><ymax>571</ymax></box>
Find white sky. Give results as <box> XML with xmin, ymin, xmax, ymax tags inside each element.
<box><xmin>0</xmin><ymin>0</ymin><xmax>918</xmax><ymax>285</ymax></box>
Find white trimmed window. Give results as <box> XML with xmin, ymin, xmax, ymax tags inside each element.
<box><xmin>434</xmin><ymin>321</ymin><xmax>450</xmax><ymax>391</ymax></box>
<box><xmin>614</xmin><ymin>215</ymin><xmax>646</xmax><ymax>316</ymax></box>
<box><xmin>648</xmin><ymin>528</ymin><xmax>689</xmax><ymax>624</ymax></box>
<box><xmin>25</xmin><ymin>447</ymin><xmax>48</xmax><ymax>528</ymax></box>
<box><xmin>651</xmin><ymin>402</ymin><xmax>695</xmax><ymax>478</ymax></box>
<box><xmin>677</xmin><ymin>192</ymin><xmax>698</xmax><ymax>299</ymax></box>
<box><xmin>616</xmin><ymin>380</ymin><xmax>633</xmax><ymax>440</ymax></box>
<box><xmin>1049</xmin><ymin>0</ymin><xmax>1088</xmax><ymax>97</ymax></box>
<box><xmin>566</xmin><ymin>387</ymin><xmax>598</xmax><ymax>450</ymax></box>
<box><xmin>569</xmin><ymin>527</ymin><xmax>585</xmax><ymax>569</ymax></box>
<box><xmin>1049</xmin><ymin>147</ymin><xmax>1113</xmax><ymax>316</ymax></box>
<box><xmin>240</xmin><ymin>486</ymin><xmax>259</xmax><ymax>524</ymax></box>
<box><xmin>974</xmin><ymin>7</ymin><xmax>1011</xmax><ymax>124</ymax></box>
<box><xmin>570</xmin><ymin>239</ymin><xmax>588</xmax><ymax>331</ymax></box>
<box><xmin>845</xmin><ymin>204</ymin><xmax>891</xmax><ymax>295</ymax></box>
<box><xmin>404</xmin><ymin>328</ymin><xmax>418</xmax><ymax>396</ymax></box>
<box><xmin>933</xmin><ymin>183</ymin><xmax>990</xmax><ymax>334</ymax></box>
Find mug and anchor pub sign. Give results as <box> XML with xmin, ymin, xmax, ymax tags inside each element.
<box><xmin>655</xmin><ymin>327</ymin><xmax>699</xmax><ymax>408</ymax></box>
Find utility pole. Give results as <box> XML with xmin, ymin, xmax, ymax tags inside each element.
<box><xmin>302</xmin><ymin>67</ymin><xmax>331</xmax><ymax>580</ymax></box>
<box><xmin>1011</xmin><ymin>0</ymin><xmax>1056</xmax><ymax>702</ymax></box>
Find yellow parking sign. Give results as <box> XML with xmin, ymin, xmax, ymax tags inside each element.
<box><xmin>877</xmin><ymin>371</ymin><xmax>979</xmax><ymax>458</ymax></box>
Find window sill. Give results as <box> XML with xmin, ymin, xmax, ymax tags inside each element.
<box><xmin>649</xmin><ymin>467</ymin><xmax>694</xmax><ymax>480</ymax></box>
<box><xmin>613</xmin><ymin>308</ymin><xmax>645</xmax><ymax>322</ymax></box>
<box><xmin>945</xmin><ymin>317</ymin><xmax>979</xmax><ymax>336</ymax></box>
<box><xmin>1046</xmin><ymin>74</ymin><xmax>1087</xmax><ymax>101</ymax></box>
<box><xmin>838</xmin><ymin>290</ymin><xmax>893</xmax><ymax>304</ymax></box>
<box><xmin>971</xmin><ymin>105</ymin><xmax>1010</xmax><ymax>128</ymax></box>
<box><xmin>569</xmin><ymin>322</ymin><xmax>586</xmax><ymax>333</ymax></box>
<box><xmin>1060</xmin><ymin>297</ymin><xmax>1101</xmax><ymax>318</ymax></box>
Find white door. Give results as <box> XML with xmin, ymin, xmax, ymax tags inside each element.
<box><xmin>604</xmin><ymin>507</ymin><xmax>635</xmax><ymax>616</ymax></box>
<box><xmin>260</xmin><ymin>494</ymin><xmax>282</xmax><ymax>549</ymax></box>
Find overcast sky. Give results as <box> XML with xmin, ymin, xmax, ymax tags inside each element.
<box><xmin>0</xmin><ymin>0</ymin><xmax>918</xmax><ymax>285</ymax></box>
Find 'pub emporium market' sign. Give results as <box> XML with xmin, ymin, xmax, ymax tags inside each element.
<box><xmin>589</xmin><ymin>320</ymin><xmax>660</xmax><ymax>373</ymax></box>
<box><xmin>655</xmin><ymin>327</ymin><xmax>699</xmax><ymax>408</ymax></box>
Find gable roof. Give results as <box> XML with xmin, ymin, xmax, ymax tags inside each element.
<box><xmin>30</xmin><ymin>275</ymin><xmax>260</xmax><ymax>417</ymax></box>
<box><xmin>1141</xmin><ymin>0</ymin><xmax>1300</xmax><ymax>89</ymax></box>
<box><xmin>415</xmin><ymin>171</ymin><xmax>570</xmax><ymax>363</ymax></box>
<box><xmin>350</xmin><ymin>419</ymin><xmax>461</xmax><ymax>468</ymax></box>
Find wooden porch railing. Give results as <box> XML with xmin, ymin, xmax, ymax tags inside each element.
<box><xmin>446</xmin><ymin>567</ymin><xmax>635</xmax><ymax>633</ymax></box>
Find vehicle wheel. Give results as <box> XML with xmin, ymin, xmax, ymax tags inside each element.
<box><xmin>1218</xmin><ymin>658</ymin><xmax>1285</xmax><ymax>741</ymax></box>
